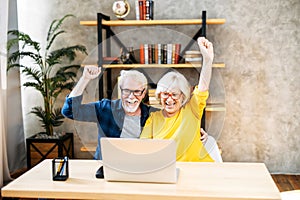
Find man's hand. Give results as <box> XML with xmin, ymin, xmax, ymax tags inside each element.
<box><xmin>83</xmin><ymin>65</ymin><xmax>102</xmax><ymax>80</ymax></box>
<box><xmin>200</xmin><ymin>128</ymin><xmax>208</xmax><ymax>144</ymax></box>
<box><xmin>197</xmin><ymin>37</ymin><xmax>214</xmax><ymax>63</ymax></box>
<box><xmin>69</xmin><ymin>65</ymin><xmax>101</xmax><ymax>97</ymax></box>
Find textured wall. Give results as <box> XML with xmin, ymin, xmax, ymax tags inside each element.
<box><xmin>18</xmin><ymin>0</ymin><xmax>299</xmax><ymax>173</ymax></box>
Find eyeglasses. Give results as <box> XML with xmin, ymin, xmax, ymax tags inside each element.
<box><xmin>160</xmin><ymin>92</ymin><xmax>182</xmax><ymax>100</ymax></box>
<box><xmin>121</xmin><ymin>88</ymin><xmax>145</xmax><ymax>97</ymax></box>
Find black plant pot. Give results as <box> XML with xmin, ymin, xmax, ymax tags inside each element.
<box><xmin>26</xmin><ymin>132</ymin><xmax>74</xmax><ymax>169</ymax></box>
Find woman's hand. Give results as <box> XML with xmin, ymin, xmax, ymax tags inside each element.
<box><xmin>197</xmin><ymin>37</ymin><xmax>213</xmax><ymax>92</ymax></box>
<box><xmin>197</xmin><ymin>37</ymin><xmax>214</xmax><ymax>63</ymax></box>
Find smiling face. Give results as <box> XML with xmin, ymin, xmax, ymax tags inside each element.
<box><xmin>120</xmin><ymin>78</ymin><xmax>146</xmax><ymax>115</ymax></box>
<box><xmin>155</xmin><ymin>71</ymin><xmax>191</xmax><ymax>118</ymax></box>
<box><xmin>160</xmin><ymin>88</ymin><xmax>183</xmax><ymax>117</ymax></box>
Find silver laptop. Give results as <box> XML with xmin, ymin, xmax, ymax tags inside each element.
<box><xmin>100</xmin><ymin>137</ymin><xmax>178</xmax><ymax>183</ymax></box>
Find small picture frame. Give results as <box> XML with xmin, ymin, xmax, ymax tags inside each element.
<box><xmin>52</xmin><ymin>157</ymin><xmax>69</xmax><ymax>181</ymax></box>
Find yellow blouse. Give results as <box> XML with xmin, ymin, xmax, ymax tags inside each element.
<box><xmin>140</xmin><ymin>87</ymin><xmax>214</xmax><ymax>162</ymax></box>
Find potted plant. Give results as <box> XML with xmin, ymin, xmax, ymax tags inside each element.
<box><xmin>7</xmin><ymin>14</ymin><xmax>87</xmax><ymax>168</ymax></box>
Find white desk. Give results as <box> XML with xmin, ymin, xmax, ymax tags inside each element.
<box><xmin>1</xmin><ymin>159</ymin><xmax>281</xmax><ymax>200</ymax></box>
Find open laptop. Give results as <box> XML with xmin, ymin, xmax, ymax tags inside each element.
<box><xmin>100</xmin><ymin>137</ymin><xmax>178</xmax><ymax>183</ymax></box>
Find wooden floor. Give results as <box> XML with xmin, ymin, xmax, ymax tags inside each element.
<box><xmin>271</xmin><ymin>174</ymin><xmax>300</xmax><ymax>192</ymax></box>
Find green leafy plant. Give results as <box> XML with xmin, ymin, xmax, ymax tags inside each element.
<box><xmin>7</xmin><ymin>14</ymin><xmax>87</xmax><ymax>136</ymax></box>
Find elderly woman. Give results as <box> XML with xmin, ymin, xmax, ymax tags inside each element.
<box><xmin>140</xmin><ymin>37</ymin><xmax>214</xmax><ymax>162</ymax></box>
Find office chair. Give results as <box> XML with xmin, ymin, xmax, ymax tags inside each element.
<box><xmin>204</xmin><ymin>136</ymin><xmax>223</xmax><ymax>162</ymax></box>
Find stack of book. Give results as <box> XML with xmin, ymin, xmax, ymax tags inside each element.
<box><xmin>148</xmin><ymin>89</ymin><xmax>161</xmax><ymax>109</ymax></box>
<box><xmin>184</xmin><ymin>50</ymin><xmax>202</xmax><ymax>64</ymax></box>
<box><xmin>135</xmin><ymin>0</ymin><xmax>154</xmax><ymax>20</ymax></box>
<box><xmin>140</xmin><ymin>43</ymin><xmax>181</xmax><ymax>64</ymax></box>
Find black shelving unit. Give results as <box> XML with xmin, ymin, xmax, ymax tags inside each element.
<box><xmin>96</xmin><ymin>11</ymin><xmax>207</xmax><ymax>98</ymax></box>
<box><xmin>96</xmin><ymin>11</ymin><xmax>209</xmax><ymax>129</ymax></box>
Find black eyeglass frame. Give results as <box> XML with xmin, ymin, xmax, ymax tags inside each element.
<box><xmin>120</xmin><ymin>88</ymin><xmax>145</xmax><ymax>97</ymax></box>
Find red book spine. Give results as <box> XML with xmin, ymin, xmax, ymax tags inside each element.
<box><xmin>140</xmin><ymin>44</ymin><xmax>145</xmax><ymax>64</ymax></box>
<box><xmin>138</xmin><ymin>0</ymin><xmax>144</xmax><ymax>20</ymax></box>
<box><xmin>174</xmin><ymin>44</ymin><xmax>181</xmax><ymax>64</ymax></box>
<box><xmin>143</xmin><ymin>0</ymin><xmax>147</xmax><ymax>20</ymax></box>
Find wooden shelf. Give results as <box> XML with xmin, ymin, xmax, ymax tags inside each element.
<box><xmin>80</xmin><ymin>143</ymin><xmax>96</xmax><ymax>152</ymax></box>
<box><xmin>206</xmin><ymin>104</ymin><xmax>226</xmax><ymax>112</ymax></box>
<box><xmin>104</xmin><ymin>63</ymin><xmax>225</xmax><ymax>68</ymax></box>
<box><xmin>143</xmin><ymin>104</ymin><xmax>225</xmax><ymax>112</ymax></box>
<box><xmin>82</xmin><ymin>63</ymin><xmax>225</xmax><ymax>68</ymax></box>
<box><xmin>80</xmin><ymin>19</ymin><xmax>226</xmax><ymax>26</ymax></box>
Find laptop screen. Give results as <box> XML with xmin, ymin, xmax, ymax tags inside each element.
<box><xmin>100</xmin><ymin>138</ymin><xmax>178</xmax><ymax>183</ymax></box>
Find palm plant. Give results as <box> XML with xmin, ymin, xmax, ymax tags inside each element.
<box><xmin>7</xmin><ymin>14</ymin><xmax>87</xmax><ymax>136</ymax></box>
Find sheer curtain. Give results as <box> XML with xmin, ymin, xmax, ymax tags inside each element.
<box><xmin>0</xmin><ymin>0</ymin><xmax>12</xmax><ymax>188</ymax></box>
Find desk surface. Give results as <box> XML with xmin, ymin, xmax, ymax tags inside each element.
<box><xmin>1</xmin><ymin>159</ymin><xmax>280</xmax><ymax>200</ymax></box>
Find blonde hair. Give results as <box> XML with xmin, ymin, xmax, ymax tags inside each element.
<box><xmin>155</xmin><ymin>71</ymin><xmax>191</xmax><ymax>106</ymax></box>
<box><xmin>119</xmin><ymin>70</ymin><xmax>148</xmax><ymax>89</ymax></box>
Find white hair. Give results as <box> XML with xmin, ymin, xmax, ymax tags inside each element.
<box><xmin>119</xmin><ymin>70</ymin><xmax>148</xmax><ymax>89</ymax></box>
<box><xmin>155</xmin><ymin>71</ymin><xmax>191</xmax><ymax>106</ymax></box>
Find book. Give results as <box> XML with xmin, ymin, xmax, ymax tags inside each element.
<box><xmin>185</xmin><ymin>57</ymin><xmax>202</xmax><ymax>62</ymax></box>
<box><xmin>140</xmin><ymin>44</ymin><xmax>145</xmax><ymax>64</ymax></box>
<box><xmin>167</xmin><ymin>43</ymin><xmax>172</xmax><ymax>64</ymax></box>
<box><xmin>143</xmin><ymin>0</ymin><xmax>147</xmax><ymax>20</ymax></box>
<box><xmin>174</xmin><ymin>44</ymin><xmax>181</xmax><ymax>64</ymax></box>
<box><xmin>151</xmin><ymin>44</ymin><xmax>155</xmax><ymax>63</ymax></box>
<box><xmin>135</xmin><ymin>0</ymin><xmax>140</xmax><ymax>20</ymax></box>
<box><xmin>162</xmin><ymin>44</ymin><xmax>167</xmax><ymax>64</ymax></box>
<box><xmin>185</xmin><ymin>50</ymin><xmax>201</xmax><ymax>55</ymax></box>
<box><xmin>148</xmin><ymin>89</ymin><xmax>161</xmax><ymax>108</ymax></box>
<box><xmin>145</xmin><ymin>0</ymin><xmax>150</xmax><ymax>20</ymax></box>
<box><xmin>157</xmin><ymin>43</ymin><xmax>161</xmax><ymax>64</ymax></box>
<box><xmin>172</xmin><ymin>44</ymin><xmax>176</xmax><ymax>64</ymax></box>
<box><xmin>144</xmin><ymin>44</ymin><xmax>149</xmax><ymax>64</ymax></box>
<box><xmin>138</xmin><ymin>0</ymin><xmax>144</xmax><ymax>20</ymax></box>
<box><xmin>184</xmin><ymin>50</ymin><xmax>201</xmax><ymax>64</ymax></box>
<box><xmin>184</xmin><ymin>54</ymin><xmax>201</xmax><ymax>58</ymax></box>
<box><xmin>185</xmin><ymin>57</ymin><xmax>202</xmax><ymax>64</ymax></box>
<box><xmin>154</xmin><ymin>44</ymin><xmax>158</xmax><ymax>64</ymax></box>
<box><xmin>149</xmin><ymin>0</ymin><xmax>154</xmax><ymax>20</ymax></box>
<box><xmin>148</xmin><ymin>44</ymin><xmax>152</xmax><ymax>64</ymax></box>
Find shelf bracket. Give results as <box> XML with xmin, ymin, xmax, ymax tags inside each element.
<box><xmin>179</xmin><ymin>10</ymin><xmax>207</xmax><ymax>63</ymax></box>
<box><xmin>97</xmin><ymin>13</ymin><xmax>109</xmax><ymax>99</ymax></box>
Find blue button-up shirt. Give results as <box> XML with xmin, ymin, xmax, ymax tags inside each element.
<box><xmin>61</xmin><ymin>95</ymin><xmax>157</xmax><ymax>159</ymax></box>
